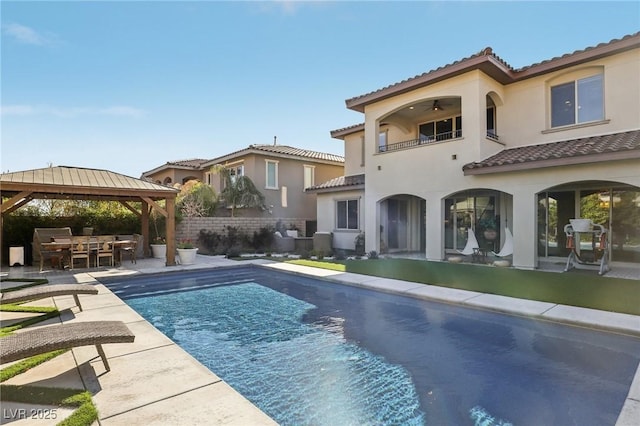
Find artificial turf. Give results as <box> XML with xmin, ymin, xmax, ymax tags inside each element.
<box><xmin>288</xmin><ymin>258</ymin><xmax>640</xmax><ymax>315</ymax></box>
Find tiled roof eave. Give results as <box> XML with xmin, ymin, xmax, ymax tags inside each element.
<box><xmin>305</xmin><ymin>174</ymin><xmax>365</xmax><ymax>192</ymax></box>
<box><xmin>202</xmin><ymin>146</ymin><xmax>344</xmax><ymax>167</ymax></box>
<box><xmin>346</xmin><ymin>55</ymin><xmax>511</xmax><ymax>112</ymax></box>
<box><xmin>346</xmin><ymin>33</ymin><xmax>640</xmax><ymax>113</ymax></box>
<box><xmin>141</xmin><ymin>160</ymin><xmax>207</xmax><ymax>177</ymax></box>
<box><xmin>463</xmin><ymin>150</ymin><xmax>640</xmax><ymax>175</ymax></box>
<box><xmin>331</xmin><ymin>123</ymin><xmax>365</xmax><ymax>139</ymax></box>
<box><xmin>306</xmin><ymin>183</ymin><xmax>365</xmax><ymax>194</ymax></box>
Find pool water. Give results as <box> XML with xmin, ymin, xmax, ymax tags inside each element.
<box><xmin>104</xmin><ymin>267</ymin><xmax>640</xmax><ymax>426</ymax></box>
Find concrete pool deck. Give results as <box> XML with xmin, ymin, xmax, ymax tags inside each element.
<box><xmin>1</xmin><ymin>255</ymin><xmax>639</xmax><ymax>425</ymax></box>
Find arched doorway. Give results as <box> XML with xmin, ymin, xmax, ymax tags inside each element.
<box><xmin>444</xmin><ymin>189</ymin><xmax>513</xmax><ymax>254</ymax></box>
<box><xmin>537</xmin><ymin>181</ymin><xmax>640</xmax><ymax>263</ymax></box>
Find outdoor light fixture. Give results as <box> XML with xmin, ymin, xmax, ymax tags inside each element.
<box><xmin>432</xmin><ymin>100</ymin><xmax>441</xmax><ymax>111</ymax></box>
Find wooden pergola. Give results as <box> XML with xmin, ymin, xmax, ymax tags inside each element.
<box><xmin>0</xmin><ymin>166</ymin><xmax>180</xmax><ymax>266</ymax></box>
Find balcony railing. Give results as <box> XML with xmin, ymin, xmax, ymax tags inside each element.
<box><xmin>379</xmin><ymin>130</ymin><xmax>462</xmax><ymax>153</ymax></box>
<box><xmin>486</xmin><ymin>130</ymin><xmax>500</xmax><ymax>141</ymax></box>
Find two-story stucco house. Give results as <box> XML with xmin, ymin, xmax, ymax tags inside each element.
<box><xmin>309</xmin><ymin>33</ymin><xmax>640</xmax><ymax>270</ymax></box>
<box><xmin>142</xmin><ymin>144</ymin><xmax>344</xmax><ymax>234</ymax></box>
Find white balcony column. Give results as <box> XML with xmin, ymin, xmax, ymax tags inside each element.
<box><xmin>365</xmin><ymin>190</ymin><xmax>380</xmax><ymax>254</ymax></box>
<box><xmin>425</xmin><ymin>195</ymin><xmax>444</xmax><ymax>261</ymax></box>
<box><xmin>511</xmin><ymin>190</ymin><xmax>537</xmax><ymax>270</ymax></box>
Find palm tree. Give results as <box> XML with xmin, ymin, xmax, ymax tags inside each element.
<box><xmin>211</xmin><ymin>165</ymin><xmax>266</xmax><ymax>217</ymax></box>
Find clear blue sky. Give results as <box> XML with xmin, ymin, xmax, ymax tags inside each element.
<box><xmin>2</xmin><ymin>1</ymin><xmax>638</xmax><ymax>178</ymax></box>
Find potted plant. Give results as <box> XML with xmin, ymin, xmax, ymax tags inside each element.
<box><xmin>150</xmin><ymin>208</ymin><xmax>167</xmax><ymax>258</ymax></box>
<box><xmin>176</xmin><ymin>185</ymin><xmax>206</xmax><ymax>265</ymax></box>
<box><xmin>479</xmin><ymin>216</ymin><xmax>498</xmax><ymax>241</ymax></box>
<box><xmin>150</xmin><ymin>236</ymin><xmax>167</xmax><ymax>259</ymax></box>
<box><xmin>177</xmin><ymin>239</ymin><xmax>198</xmax><ymax>265</ymax></box>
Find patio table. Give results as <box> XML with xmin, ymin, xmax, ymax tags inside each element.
<box><xmin>40</xmin><ymin>238</ymin><xmax>135</xmax><ymax>269</ymax></box>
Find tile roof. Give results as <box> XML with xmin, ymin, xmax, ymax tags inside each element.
<box><xmin>330</xmin><ymin>123</ymin><xmax>365</xmax><ymax>139</ymax></box>
<box><xmin>306</xmin><ymin>173</ymin><xmax>365</xmax><ymax>192</ymax></box>
<box><xmin>165</xmin><ymin>159</ymin><xmax>209</xmax><ymax>168</ymax></box>
<box><xmin>140</xmin><ymin>158</ymin><xmax>208</xmax><ymax>179</ymax></box>
<box><xmin>346</xmin><ymin>32</ymin><xmax>640</xmax><ymax>112</ymax></box>
<box><xmin>204</xmin><ymin>144</ymin><xmax>344</xmax><ymax>166</ymax></box>
<box><xmin>1</xmin><ymin>166</ymin><xmax>178</xmax><ymax>193</ymax></box>
<box><xmin>249</xmin><ymin>144</ymin><xmax>344</xmax><ymax>163</ymax></box>
<box><xmin>463</xmin><ymin>130</ymin><xmax>640</xmax><ymax>175</ymax></box>
<box><xmin>517</xmin><ymin>32</ymin><xmax>639</xmax><ymax>72</ymax></box>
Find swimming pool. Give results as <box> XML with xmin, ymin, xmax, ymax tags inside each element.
<box><xmin>102</xmin><ymin>266</ymin><xmax>640</xmax><ymax>425</ymax></box>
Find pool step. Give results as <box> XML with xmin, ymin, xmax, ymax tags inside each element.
<box><xmin>103</xmin><ymin>266</ymin><xmax>262</xmax><ymax>299</ymax></box>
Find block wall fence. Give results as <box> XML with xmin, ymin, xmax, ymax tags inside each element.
<box><xmin>176</xmin><ymin>217</ymin><xmax>308</xmax><ymax>243</ymax></box>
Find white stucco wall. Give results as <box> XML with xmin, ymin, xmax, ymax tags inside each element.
<box><xmin>343</xmin><ymin>134</ymin><xmax>366</xmax><ymax>177</ymax></box>
<box><xmin>316</xmin><ymin>189</ymin><xmax>365</xmax><ymax>251</ymax></box>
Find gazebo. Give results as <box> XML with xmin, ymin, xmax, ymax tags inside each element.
<box><xmin>0</xmin><ymin>166</ymin><xmax>180</xmax><ymax>266</ymax></box>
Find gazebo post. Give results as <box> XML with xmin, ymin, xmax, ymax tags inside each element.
<box><xmin>165</xmin><ymin>197</ymin><xmax>176</xmax><ymax>266</ymax></box>
<box><xmin>141</xmin><ymin>199</ymin><xmax>150</xmax><ymax>258</ymax></box>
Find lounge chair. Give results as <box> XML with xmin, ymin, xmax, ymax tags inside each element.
<box><xmin>492</xmin><ymin>227</ymin><xmax>514</xmax><ymax>257</ymax></box>
<box><xmin>0</xmin><ymin>321</ymin><xmax>135</xmax><ymax>372</ymax></box>
<box><xmin>1</xmin><ymin>284</ymin><xmax>99</xmax><ymax>311</ymax></box>
<box><xmin>457</xmin><ymin>228</ymin><xmax>480</xmax><ymax>255</ymax></box>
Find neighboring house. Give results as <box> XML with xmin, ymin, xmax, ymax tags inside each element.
<box><xmin>142</xmin><ymin>159</ymin><xmax>208</xmax><ymax>187</ymax></box>
<box><xmin>142</xmin><ymin>144</ymin><xmax>345</xmax><ymax>233</ymax></box>
<box><xmin>308</xmin><ymin>33</ymin><xmax>640</xmax><ymax>270</ymax></box>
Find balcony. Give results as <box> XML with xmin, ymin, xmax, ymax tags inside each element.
<box><xmin>486</xmin><ymin>129</ymin><xmax>500</xmax><ymax>141</ymax></box>
<box><xmin>378</xmin><ymin>130</ymin><xmax>463</xmax><ymax>153</ymax></box>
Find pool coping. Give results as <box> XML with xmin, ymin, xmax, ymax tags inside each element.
<box><xmin>2</xmin><ymin>258</ymin><xmax>639</xmax><ymax>425</ymax></box>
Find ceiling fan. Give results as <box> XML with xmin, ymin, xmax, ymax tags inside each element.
<box><xmin>431</xmin><ymin>100</ymin><xmax>444</xmax><ymax>111</ymax></box>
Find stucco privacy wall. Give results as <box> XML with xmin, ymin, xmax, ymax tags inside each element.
<box><xmin>176</xmin><ymin>217</ymin><xmax>307</xmax><ymax>242</ymax></box>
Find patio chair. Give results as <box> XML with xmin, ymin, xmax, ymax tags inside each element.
<box><xmin>118</xmin><ymin>234</ymin><xmax>140</xmax><ymax>264</ymax></box>
<box><xmin>70</xmin><ymin>236</ymin><xmax>91</xmax><ymax>269</ymax></box>
<box><xmin>33</xmin><ymin>227</ymin><xmax>73</xmax><ymax>271</ymax></box>
<box><xmin>457</xmin><ymin>228</ymin><xmax>480</xmax><ymax>255</ymax></box>
<box><xmin>1</xmin><ymin>284</ymin><xmax>99</xmax><ymax>311</ymax></box>
<box><xmin>95</xmin><ymin>235</ymin><xmax>115</xmax><ymax>267</ymax></box>
<box><xmin>0</xmin><ymin>321</ymin><xmax>135</xmax><ymax>372</ymax></box>
<box><xmin>492</xmin><ymin>227</ymin><xmax>514</xmax><ymax>258</ymax></box>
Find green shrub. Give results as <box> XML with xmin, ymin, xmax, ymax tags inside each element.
<box><xmin>299</xmin><ymin>250</ymin><xmax>310</xmax><ymax>260</ymax></box>
<box><xmin>334</xmin><ymin>250</ymin><xmax>347</xmax><ymax>260</ymax></box>
<box><xmin>198</xmin><ymin>229</ymin><xmax>223</xmax><ymax>254</ymax></box>
<box><xmin>251</xmin><ymin>226</ymin><xmax>275</xmax><ymax>251</ymax></box>
<box><xmin>225</xmin><ymin>244</ymin><xmax>242</xmax><ymax>259</ymax></box>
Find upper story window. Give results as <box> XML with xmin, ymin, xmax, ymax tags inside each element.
<box><xmin>303</xmin><ymin>165</ymin><xmax>315</xmax><ymax>189</ymax></box>
<box><xmin>378</xmin><ymin>130</ymin><xmax>388</xmax><ymax>152</ymax></box>
<box><xmin>486</xmin><ymin>106</ymin><xmax>498</xmax><ymax>140</ymax></box>
<box><xmin>265</xmin><ymin>160</ymin><xmax>278</xmax><ymax>189</ymax></box>
<box><xmin>204</xmin><ymin>172</ymin><xmax>213</xmax><ymax>186</ymax></box>
<box><xmin>337</xmin><ymin>199</ymin><xmax>359</xmax><ymax>230</ymax></box>
<box><xmin>551</xmin><ymin>74</ymin><xmax>603</xmax><ymax>128</ymax></box>
<box><xmin>229</xmin><ymin>164</ymin><xmax>244</xmax><ymax>183</ymax></box>
<box><xmin>419</xmin><ymin>115</ymin><xmax>462</xmax><ymax>142</ymax></box>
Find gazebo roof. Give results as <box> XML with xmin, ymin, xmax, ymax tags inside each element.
<box><xmin>1</xmin><ymin>166</ymin><xmax>178</xmax><ymax>202</ymax></box>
